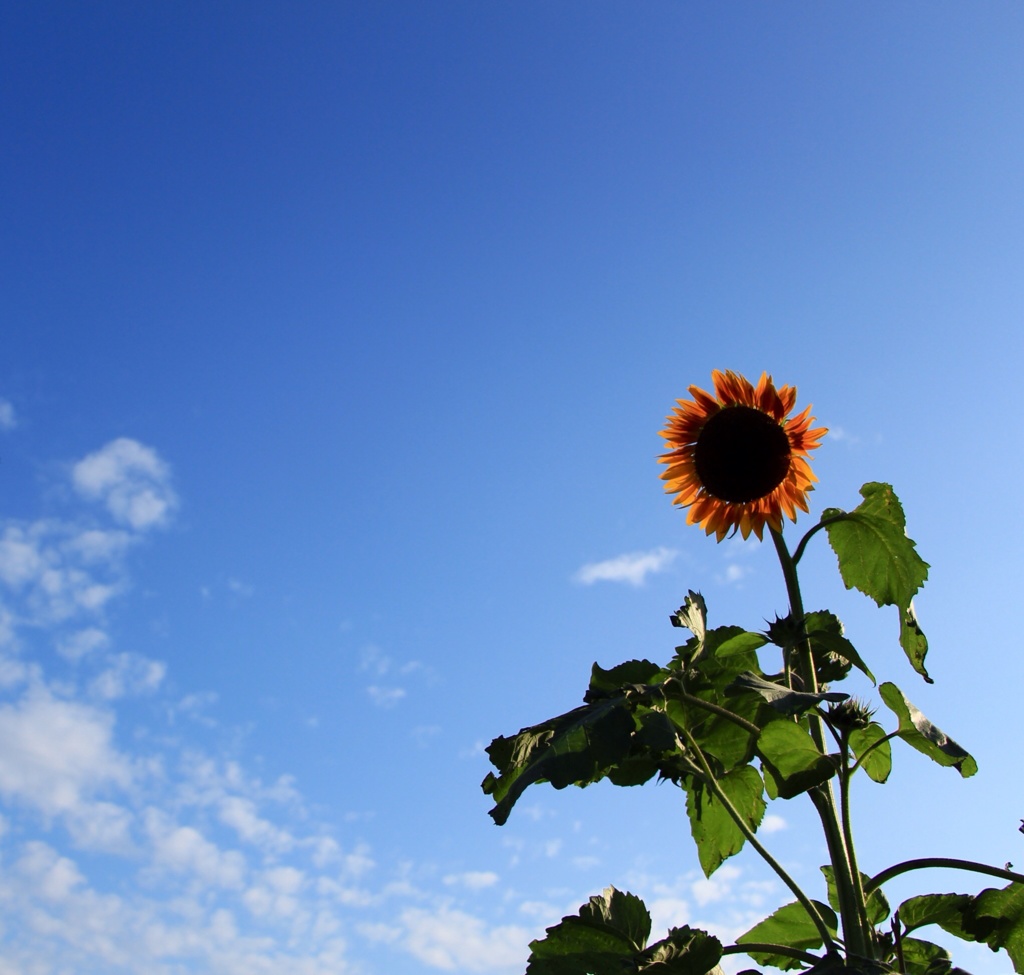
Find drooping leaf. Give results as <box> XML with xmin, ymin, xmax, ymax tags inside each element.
<box><xmin>758</xmin><ymin>721</ymin><xmax>839</xmax><ymax>799</ymax></box>
<box><xmin>897</xmin><ymin>893</ymin><xmax>973</xmax><ymax>936</ymax></box>
<box><xmin>900</xmin><ymin>602</ymin><xmax>930</xmax><ymax>684</ymax></box>
<box><xmin>823</xmin><ymin>483</ymin><xmax>931</xmax><ymax>681</ymax></box>
<box><xmin>805</xmin><ymin>610</ymin><xmax>876</xmax><ymax>684</ymax></box>
<box><xmin>879</xmin><ymin>683</ymin><xmax>977</xmax><ymax>777</ymax></box>
<box><xmin>849</xmin><ymin>722</ymin><xmax>892</xmax><ymax>784</ymax></box>
<box><xmin>820</xmin><ymin>866</ymin><xmax>890</xmax><ymax>926</ymax></box>
<box><xmin>960</xmin><ymin>882</ymin><xmax>1024</xmax><ymax>972</ymax></box>
<box><xmin>639</xmin><ymin>926</ymin><xmax>724</xmax><ymax>974</ymax></box>
<box><xmin>730</xmin><ymin>671</ymin><xmax>848</xmax><ymax>715</ymax></box>
<box><xmin>899</xmin><ymin>937</ymin><xmax>953</xmax><ymax>975</ymax></box>
<box><xmin>526</xmin><ymin>886</ymin><xmax>650</xmax><ymax>975</ymax></box>
<box><xmin>685</xmin><ymin>765</ymin><xmax>765</xmax><ymax>877</ymax></box>
<box><xmin>607</xmin><ymin>710</ymin><xmax>682</xmax><ymax>787</ymax></box>
<box><xmin>483</xmin><ymin>698</ymin><xmax>639</xmax><ymax>825</ymax></box>
<box><xmin>737</xmin><ymin>899</ymin><xmax>838</xmax><ymax>971</ymax></box>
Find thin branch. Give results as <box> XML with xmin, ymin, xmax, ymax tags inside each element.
<box><xmin>721</xmin><ymin>942</ymin><xmax>832</xmax><ymax>966</ymax></box>
<box><xmin>676</xmin><ymin>727</ymin><xmax>839</xmax><ymax>954</ymax></box>
<box><xmin>792</xmin><ymin>514</ymin><xmax>850</xmax><ymax>566</ymax></box>
<box><xmin>865</xmin><ymin>858</ymin><xmax>1024</xmax><ymax>894</ymax></box>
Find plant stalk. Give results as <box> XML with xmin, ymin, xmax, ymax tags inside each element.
<box><xmin>771</xmin><ymin>527</ymin><xmax>871</xmax><ymax>960</ymax></box>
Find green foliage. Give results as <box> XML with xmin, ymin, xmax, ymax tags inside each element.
<box><xmin>878</xmin><ymin>683</ymin><xmax>977</xmax><ymax>777</ymax></box>
<box><xmin>737</xmin><ymin>900</ymin><xmax>838</xmax><ymax>970</ymax></box>
<box><xmin>525</xmin><ymin>887</ymin><xmax>724</xmax><ymax>975</ymax></box>
<box><xmin>804</xmin><ymin>611</ymin><xmax>876</xmax><ymax>684</ymax></box>
<box><xmin>758</xmin><ymin>721</ymin><xmax>838</xmax><ymax>800</ymax></box>
<box><xmin>848</xmin><ymin>723</ymin><xmax>892</xmax><ymax>783</ymax></box>
<box><xmin>685</xmin><ymin>765</ymin><xmax>766</xmax><ymax>877</ymax></box>
<box><xmin>822</xmin><ymin>483</ymin><xmax>931</xmax><ymax>682</ymax></box>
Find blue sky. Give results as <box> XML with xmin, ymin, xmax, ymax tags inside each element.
<box><xmin>2</xmin><ymin>4</ymin><xmax>1023</xmax><ymax>973</ymax></box>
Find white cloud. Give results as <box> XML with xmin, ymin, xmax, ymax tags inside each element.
<box><xmin>0</xmin><ymin>687</ymin><xmax>132</xmax><ymax>816</ymax></box>
<box><xmin>401</xmin><ymin>905</ymin><xmax>532</xmax><ymax>972</ymax></box>
<box><xmin>72</xmin><ymin>438</ymin><xmax>177</xmax><ymax>530</ymax></box>
<box><xmin>443</xmin><ymin>871</ymin><xmax>499</xmax><ymax>891</ymax></box>
<box><xmin>89</xmin><ymin>652</ymin><xmax>166</xmax><ymax>700</ymax></box>
<box><xmin>0</xmin><ymin>399</ymin><xmax>16</xmax><ymax>430</ymax></box>
<box><xmin>144</xmin><ymin>808</ymin><xmax>247</xmax><ymax>890</ymax></box>
<box><xmin>760</xmin><ymin>813</ymin><xmax>787</xmax><ymax>834</ymax></box>
<box><xmin>57</xmin><ymin>626</ymin><xmax>109</xmax><ymax>661</ymax></box>
<box><xmin>573</xmin><ymin>547</ymin><xmax>677</xmax><ymax>587</ymax></box>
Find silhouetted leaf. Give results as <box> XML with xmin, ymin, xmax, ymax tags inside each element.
<box><xmin>849</xmin><ymin>723</ymin><xmax>892</xmax><ymax>783</ymax></box>
<box><xmin>758</xmin><ymin>721</ymin><xmax>839</xmax><ymax>799</ymax></box>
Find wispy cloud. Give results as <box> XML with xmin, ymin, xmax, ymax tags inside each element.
<box><xmin>0</xmin><ymin>398</ymin><xmax>17</xmax><ymax>431</ymax></box>
<box><xmin>573</xmin><ymin>547</ymin><xmax>677</xmax><ymax>587</ymax></box>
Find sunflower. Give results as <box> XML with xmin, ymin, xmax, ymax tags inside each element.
<box><xmin>658</xmin><ymin>370</ymin><xmax>827</xmax><ymax>541</ymax></box>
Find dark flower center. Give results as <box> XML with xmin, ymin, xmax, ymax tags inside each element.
<box><xmin>694</xmin><ymin>406</ymin><xmax>791</xmax><ymax>503</ymax></box>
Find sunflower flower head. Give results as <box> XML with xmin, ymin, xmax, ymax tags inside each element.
<box><xmin>659</xmin><ymin>370</ymin><xmax>827</xmax><ymax>542</ymax></box>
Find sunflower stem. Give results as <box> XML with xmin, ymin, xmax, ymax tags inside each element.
<box><xmin>770</xmin><ymin>527</ymin><xmax>871</xmax><ymax>962</ymax></box>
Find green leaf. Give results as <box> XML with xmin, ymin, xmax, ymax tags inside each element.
<box><xmin>849</xmin><ymin>722</ymin><xmax>892</xmax><ymax>783</ymax></box>
<box><xmin>483</xmin><ymin>698</ymin><xmax>639</xmax><ymax>825</ymax></box>
<box><xmin>711</xmin><ymin>629</ymin><xmax>769</xmax><ymax>658</ymax></box>
<box><xmin>822</xmin><ymin>483</ymin><xmax>929</xmax><ymax>608</ymax></box>
<box><xmin>820</xmin><ymin>866</ymin><xmax>890</xmax><ymax>926</ymax></box>
<box><xmin>758</xmin><ymin>721</ymin><xmax>839</xmax><ymax>799</ymax></box>
<box><xmin>960</xmin><ymin>882</ymin><xmax>1024</xmax><ymax>972</ymax></box>
<box><xmin>823</xmin><ymin>483</ymin><xmax>931</xmax><ymax>682</ymax></box>
<box><xmin>805</xmin><ymin>610</ymin><xmax>876</xmax><ymax>684</ymax></box>
<box><xmin>899</xmin><ymin>937</ymin><xmax>953</xmax><ymax>975</ymax></box>
<box><xmin>737</xmin><ymin>900</ymin><xmax>838</xmax><ymax>971</ymax></box>
<box><xmin>879</xmin><ymin>683</ymin><xmax>978</xmax><ymax>777</ymax></box>
<box><xmin>730</xmin><ymin>671</ymin><xmax>848</xmax><ymax>715</ymax></box>
<box><xmin>590</xmin><ymin>659</ymin><xmax>666</xmax><ymax>696</ymax></box>
<box><xmin>897</xmin><ymin>893</ymin><xmax>973</xmax><ymax>935</ymax></box>
<box><xmin>685</xmin><ymin>765</ymin><xmax>765</xmax><ymax>877</ymax></box>
<box><xmin>526</xmin><ymin>886</ymin><xmax>650</xmax><ymax>975</ymax></box>
<box><xmin>639</xmin><ymin>927</ymin><xmax>724</xmax><ymax>974</ymax></box>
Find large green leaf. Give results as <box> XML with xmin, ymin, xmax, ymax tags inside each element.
<box><xmin>482</xmin><ymin>697</ymin><xmax>639</xmax><ymax>825</ymax></box>
<box><xmin>897</xmin><ymin>893</ymin><xmax>973</xmax><ymax>936</ymax></box>
<box><xmin>526</xmin><ymin>887</ymin><xmax>650</xmax><ymax>974</ymax></box>
<box><xmin>848</xmin><ymin>723</ymin><xmax>892</xmax><ymax>784</ymax></box>
<box><xmin>960</xmin><ymin>883</ymin><xmax>1024</xmax><ymax>972</ymax></box>
<box><xmin>878</xmin><ymin>683</ymin><xmax>977</xmax><ymax>777</ymax></box>
<box><xmin>589</xmin><ymin>659</ymin><xmax>666</xmax><ymax>697</ymax></box>
<box><xmin>823</xmin><ymin>483</ymin><xmax>931</xmax><ymax>682</ymax></box>
<box><xmin>526</xmin><ymin>889</ymin><xmax>724</xmax><ymax>975</ymax></box>
<box><xmin>758</xmin><ymin>721</ymin><xmax>839</xmax><ymax>799</ymax></box>
<box><xmin>737</xmin><ymin>899</ymin><xmax>838</xmax><ymax>971</ymax></box>
<box><xmin>710</xmin><ymin>629</ymin><xmax>769</xmax><ymax>658</ymax></box>
<box><xmin>730</xmin><ymin>672</ymin><xmax>847</xmax><ymax>715</ymax></box>
<box><xmin>685</xmin><ymin>765</ymin><xmax>765</xmax><ymax>877</ymax></box>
